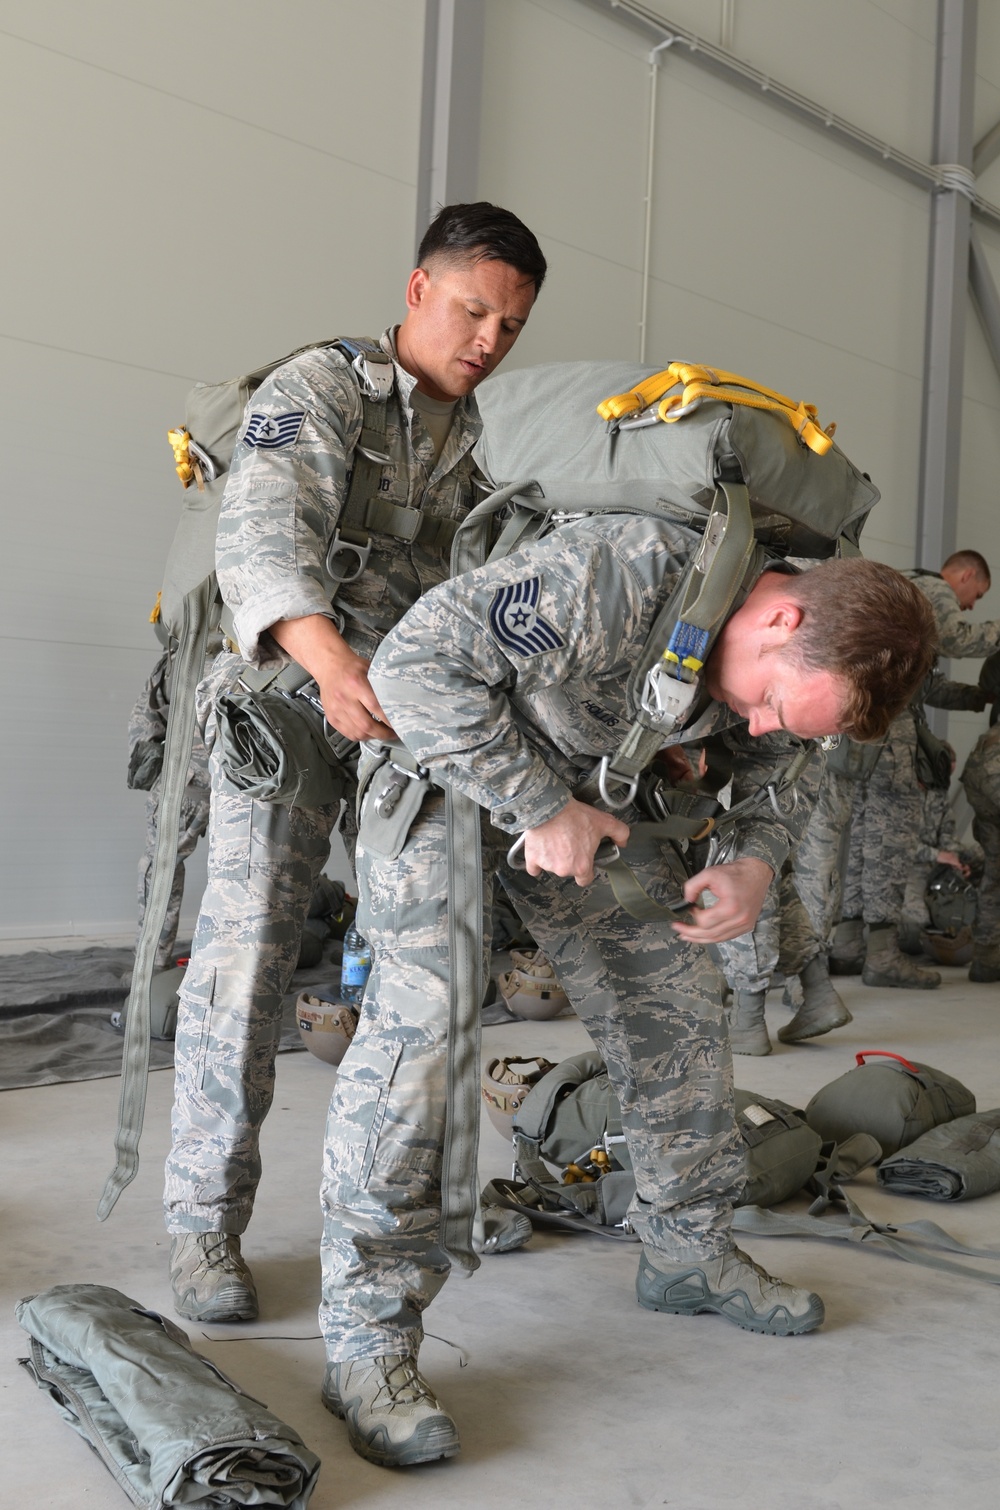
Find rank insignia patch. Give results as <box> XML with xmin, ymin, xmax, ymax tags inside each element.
<box><xmin>488</xmin><ymin>578</ymin><xmax>565</xmax><ymax>658</ymax></box>
<box><xmin>242</xmin><ymin>410</ymin><xmax>306</xmax><ymax>449</ymax></box>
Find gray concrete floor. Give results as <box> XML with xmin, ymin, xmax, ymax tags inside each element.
<box><xmin>3</xmin><ymin>965</ymin><xmax>1000</xmax><ymax>1509</ymax></box>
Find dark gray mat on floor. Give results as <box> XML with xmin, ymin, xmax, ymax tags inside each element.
<box><xmin>0</xmin><ymin>946</ymin><xmax>138</xmax><ymax>1012</ymax></box>
<box><xmin>0</xmin><ymin>948</ymin><xmax>348</xmax><ymax>1091</ymax></box>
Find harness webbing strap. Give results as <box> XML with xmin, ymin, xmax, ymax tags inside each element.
<box><xmin>733</xmin><ymin>1188</ymin><xmax>1000</xmax><ymax>1286</ymax></box>
<box><xmin>609</xmin><ymin>482</ymin><xmax>761</xmax><ymax>782</ymax></box>
<box><xmin>440</xmin><ymin>786</ymin><xmax>485</xmax><ymax>1273</ymax></box>
<box><xmin>98</xmin><ymin>579</ymin><xmax>214</xmax><ymax>1219</ymax></box>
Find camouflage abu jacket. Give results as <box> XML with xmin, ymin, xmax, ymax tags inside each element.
<box><xmin>216</xmin><ymin>327</ymin><xmax>482</xmax><ymax>670</ymax></box>
<box><xmin>370</xmin><ymin>511</ymin><xmax>818</xmax><ymax>875</ymax></box>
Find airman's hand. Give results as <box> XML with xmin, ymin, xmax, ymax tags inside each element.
<box><xmin>671</xmin><ymin>857</ymin><xmax>774</xmax><ymax>944</ymax></box>
<box><xmin>522</xmin><ymin>799</ymin><xmax>631</xmax><ymax>888</ymax></box>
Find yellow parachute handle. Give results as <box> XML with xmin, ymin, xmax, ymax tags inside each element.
<box><xmin>167</xmin><ymin>426</ymin><xmax>204</xmax><ymax>488</ymax></box>
<box><xmin>597</xmin><ymin>361</ymin><xmax>837</xmax><ymax>456</ymax></box>
<box><xmin>149</xmin><ymin>590</ymin><xmax>162</xmax><ymax>625</ymax></box>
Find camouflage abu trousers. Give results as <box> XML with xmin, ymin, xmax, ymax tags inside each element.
<box><xmin>901</xmin><ymin>786</ymin><xmax>952</xmax><ymax>927</ymax></box>
<box><xmin>848</xmin><ymin>725</ymin><xmax>923</xmax><ymax>927</ymax></box>
<box><xmin>713</xmin><ymin>861</ymin><xmax>821</xmax><ymax>994</ymax></box>
<box><xmin>791</xmin><ymin>767</ymin><xmax>858</xmax><ymax>943</ymax></box>
<box><xmin>320</xmin><ymin>776</ymin><xmax>744</xmax><ymax>1363</ymax></box>
<box><xmin>136</xmin><ymin>786</ymin><xmax>210</xmax><ymax>971</ymax></box>
<box><xmin>164</xmin><ymin>653</ymin><xmax>342</xmax><ymax>1234</ymax></box>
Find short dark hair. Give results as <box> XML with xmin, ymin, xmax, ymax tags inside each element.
<box><xmin>943</xmin><ymin>548</ymin><xmax>991</xmax><ymax>586</ymax></box>
<box><xmin>781</xmin><ymin>558</ymin><xmax>937</xmax><ymax>742</ymax></box>
<box><xmin>417</xmin><ymin>202</ymin><xmax>547</xmax><ymax>295</ymax></box>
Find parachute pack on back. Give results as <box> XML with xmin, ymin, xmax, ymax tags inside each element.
<box><xmin>473</xmin><ymin>360</ymin><xmax>879</xmax><ymax>558</ymax></box>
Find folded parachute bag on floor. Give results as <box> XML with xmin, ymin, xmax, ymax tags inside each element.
<box><xmin>877</xmin><ymin>1109</ymin><xmax>1000</xmax><ymax>1201</ymax></box>
<box><xmin>16</xmin><ymin>1284</ymin><xmax>320</xmax><ymax>1508</ymax></box>
<box><xmin>805</xmin><ymin>1051</ymin><xmax>975</xmax><ymax>1159</ymax></box>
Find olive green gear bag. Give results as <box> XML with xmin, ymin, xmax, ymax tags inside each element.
<box><xmin>484</xmin><ymin>1050</ymin><xmax>1000</xmax><ymax>1286</ymax></box>
<box><xmin>805</xmin><ymin>1050</ymin><xmax>976</xmax><ymax>1159</ymax></box>
<box><xmin>484</xmin><ymin>1051</ymin><xmax>840</xmax><ymax>1240</ymax></box>
<box><xmin>17</xmin><ymin>1283</ymin><xmax>320</xmax><ymax>1508</ymax></box>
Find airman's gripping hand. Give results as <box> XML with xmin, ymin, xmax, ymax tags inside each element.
<box><xmin>671</xmin><ymin>857</ymin><xmax>775</xmax><ymax>945</ymax></box>
<box><xmin>269</xmin><ymin>612</ymin><xmax>396</xmax><ymax>743</ymax></box>
<box><xmin>522</xmin><ymin>799</ymin><xmax>631</xmax><ymax>888</ymax></box>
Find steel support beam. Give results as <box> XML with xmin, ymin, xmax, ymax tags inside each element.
<box><xmin>917</xmin><ymin>0</ymin><xmax>977</xmax><ymax>576</ymax></box>
<box><xmin>415</xmin><ymin>0</ymin><xmax>485</xmax><ymax>260</ymax></box>
<box><xmin>969</xmin><ymin>225</ymin><xmax>1000</xmax><ymax>378</ymax></box>
<box><xmin>974</xmin><ymin>116</ymin><xmax>1000</xmax><ymax>177</ymax></box>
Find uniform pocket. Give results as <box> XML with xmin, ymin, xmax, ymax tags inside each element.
<box><xmin>328</xmin><ymin>1038</ymin><xmax>404</xmax><ymax>1191</ymax></box>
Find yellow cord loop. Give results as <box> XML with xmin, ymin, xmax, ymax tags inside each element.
<box><xmin>149</xmin><ymin>590</ymin><xmax>162</xmax><ymax>625</ymax></box>
<box><xmin>167</xmin><ymin>427</ymin><xmax>205</xmax><ymax>490</ymax></box>
<box><xmin>597</xmin><ymin>361</ymin><xmax>837</xmax><ymax>456</ymax></box>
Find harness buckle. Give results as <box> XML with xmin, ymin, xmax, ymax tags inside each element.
<box><xmin>640</xmin><ymin>663</ymin><xmax>701</xmax><ymax>732</ymax></box>
<box><xmin>326</xmin><ymin>530</ymin><xmax>371</xmax><ymax>584</ymax></box>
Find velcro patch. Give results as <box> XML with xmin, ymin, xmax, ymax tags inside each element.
<box><xmin>242</xmin><ymin>410</ymin><xmax>306</xmax><ymax>449</ymax></box>
<box><xmin>488</xmin><ymin>578</ymin><xmax>565</xmax><ymax>658</ymax></box>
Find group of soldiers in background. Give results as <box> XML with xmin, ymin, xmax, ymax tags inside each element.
<box><xmin>716</xmin><ymin>548</ymin><xmax>1000</xmax><ymax>1057</ymax></box>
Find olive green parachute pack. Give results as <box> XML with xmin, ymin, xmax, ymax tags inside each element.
<box><xmin>481</xmin><ymin>1050</ymin><xmax>1000</xmax><ymax>1286</ymax></box>
<box><xmin>99</xmin><ymin>335</ymin><xmax>399</xmax><ymax>1221</ymax></box>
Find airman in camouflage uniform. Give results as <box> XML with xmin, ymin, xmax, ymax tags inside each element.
<box><xmin>899</xmin><ymin>775</ymin><xmax>967</xmax><ymax>951</ymax></box>
<box><xmin>163</xmin><ymin>205</ymin><xmax>546</xmax><ymax>1337</ymax></box>
<box><xmin>318</xmin><ymin>531</ymin><xmax>933</xmax><ymax>1466</ymax></box>
<box><xmin>961</xmin><ymin>721</ymin><xmax>1000</xmax><ymax>980</ymax></box>
<box><xmin>712</xmin><ymin>745</ymin><xmax>850</xmax><ymax>1052</ymax></box>
<box><xmin>849</xmin><ymin>557</ymin><xmax>1000</xmax><ymax>987</ymax></box>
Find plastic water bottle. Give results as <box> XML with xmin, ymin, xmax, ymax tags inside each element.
<box><xmin>340</xmin><ymin>923</ymin><xmax>372</xmax><ymax>1005</ymax></box>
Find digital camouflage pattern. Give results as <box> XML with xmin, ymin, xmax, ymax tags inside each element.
<box><xmin>165</xmin><ymin>332</ymin><xmax>482</xmax><ymax>1235</ymax></box>
<box><xmin>715</xmin><ymin>739</ymin><xmax>823</xmax><ymax>992</ymax></box>
<box><xmin>792</xmin><ymin>765</ymin><xmax>858</xmax><ymax>945</ymax></box>
<box><xmin>961</xmin><ymin>725</ymin><xmax>1000</xmax><ymax>959</ymax></box>
<box><xmin>901</xmin><ymin>785</ymin><xmax>959</xmax><ymax>930</ymax></box>
<box><xmin>906</xmin><ymin>571</ymin><xmax>1000</xmax><ymax>661</ymax></box>
<box><xmin>794</xmin><ymin>571</ymin><xmax>998</xmax><ymax>949</ymax></box>
<box><xmin>318</xmin><ymin>518</ymin><xmax>817</xmax><ymax>1362</ymax></box>
<box><xmin>218</xmin><ymin>333</ymin><xmax>481</xmax><ymax>668</ymax></box>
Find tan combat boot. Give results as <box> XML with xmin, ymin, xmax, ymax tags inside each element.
<box><xmin>169</xmin><ymin>1232</ymin><xmax>258</xmax><ymax>1322</ymax></box>
<box><xmin>778</xmin><ymin>955</ymin><xmax>852</xmax><ymax>1042</ymax></box>
<box><xmin>322</xmin><ymin>1353</ymin><xmax>460</xmax><ymax>1467</ymax></box>
<box><xmin>862</xmin><ymin>923</ymin><xmax>940</xmax><ymax>989</ymax></box>
<box><xmin>969</xmin><ymin>946</ymin><xmax>1000</xmax><ymax>983</ymax></box>
<box><xmin>728</xmin><ymin>990</ymin><xmax>771</xmax><ymax>1055</ymax></box>
<box><xmin>829</xmin><ymin>917</ymin><xmax>865</xmax><ymax>975</ymax></box>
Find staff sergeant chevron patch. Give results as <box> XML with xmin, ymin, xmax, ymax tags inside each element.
<box><xmin>242</xmin><ymin>411</ymin><xmax>306</xmax><ymax>449</ymax></box>
<box><xmin>488</xmin><ymin>577</ymin><xmax>565</xmax><ymax>658</ymax></box>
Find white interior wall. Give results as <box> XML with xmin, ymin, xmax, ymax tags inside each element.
<box><xmin>3</xmin><ymin>0</ymin><xmax>1000</xmax><ymax>936</ymax></box>
<box><xmin>0</xmin><ymin>1</ymin><xmax>424</xmax><ymax>938</ymax></box>
<box><xmin>479</xmin><ymin>0</ymin><xmax>1000</xmax><ymax>787</ymax></box>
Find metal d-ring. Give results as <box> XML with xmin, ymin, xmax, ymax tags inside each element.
<box><xmin>767</xmin><ymin>781</ymin><xmax>799</xmax><ymax>819</ymax></box>
<box><xmin>597</xmin><ymin>756</ymin><xmax>639</xmax><ymax>810</ymax></box>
